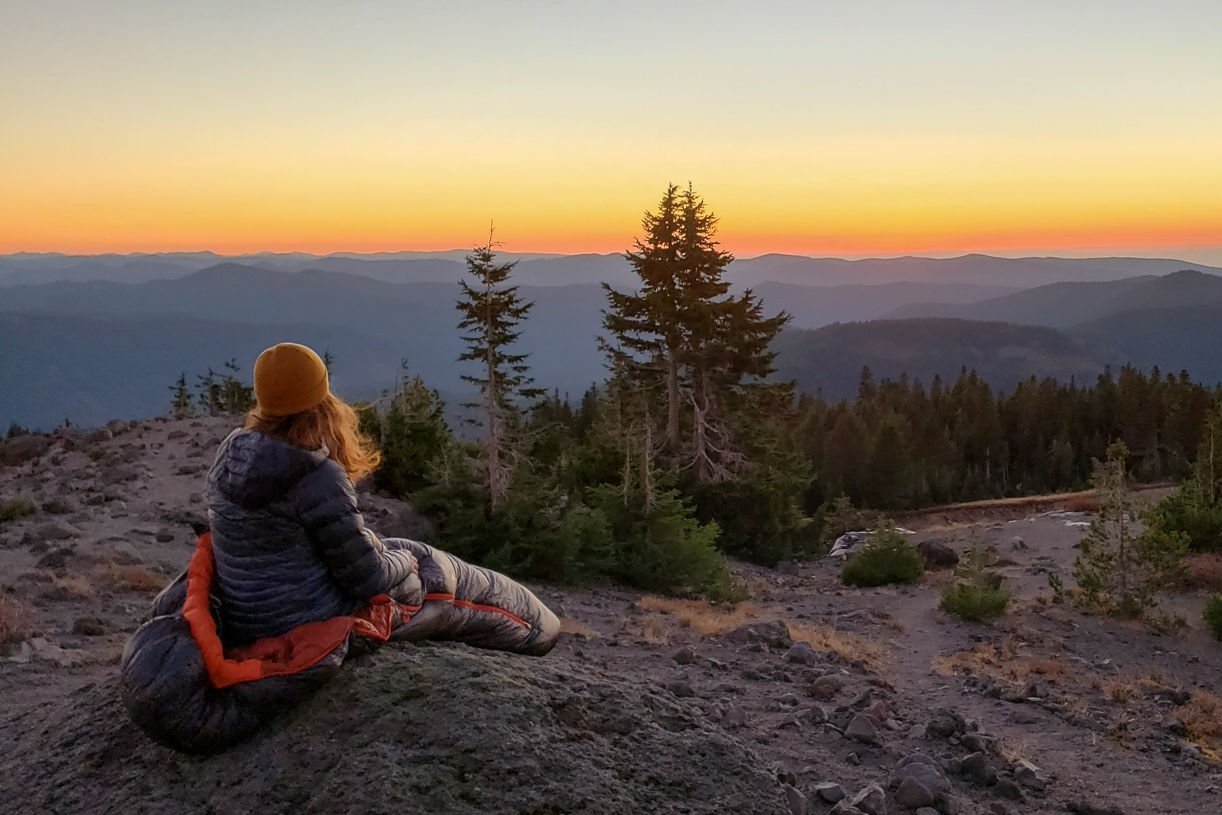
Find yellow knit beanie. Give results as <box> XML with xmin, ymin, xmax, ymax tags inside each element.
<box><xmin>253</xmin><ymin>342</ymin><xmax>330</xmax><ymax>417</ymax></box>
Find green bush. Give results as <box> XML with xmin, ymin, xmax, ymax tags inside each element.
<box><xmin>940</xmin><ymin>544</ymin><xmax>1010</xmax><ymax>621</ymax></box>
<box><xmin>940</xmin><ymin>582</ymin><xmax>1010</xmax><ymax>621</ymax></box>
<box><xmin>598</xmin><ymin>487</ymin><xmax>737</xmax><ymax>600</ymax></box>
<box><xmin>0</xmin><ymin>499</ymin><xmax>36</xmax><ymax>525</ymax></box>
<box><xmin>1205</xmin><ymin>595</ymin><xmax>1222</xmax><ymax>641</ymax></box>
<box><xmin>1146</xmin><ymin>481</ymin><xmax>1222</xmax><ymax>553</ymax></box>
<box><xmin>841</xmin><ymin>524</ymin><xmax>925</xmax><ymax>587</ymax></box>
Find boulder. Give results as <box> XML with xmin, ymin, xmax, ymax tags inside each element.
<box><xmin>916</xmin><ymin>540</ymin><xmax>959</xmax><ymax>569</ymax></box>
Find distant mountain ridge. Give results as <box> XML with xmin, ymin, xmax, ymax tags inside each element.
<box><xmin>888</xmin><ymin>269</ymin><xmax>1222</xmax><ymax>327</ymax></box>
<box><xmin>4</xmin><ymin>251</ymin><xmax>1220</xmax><ymax>289</ymax></box>
<box><xmin>4</xmin><ymin>261</ymin><xmax>1222</xmax><ymax>428</ymax></box>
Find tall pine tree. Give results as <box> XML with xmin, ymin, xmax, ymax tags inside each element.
<box><xmin>456</xmin><ymin>231</ymin><xmax>544</xmax><ymax>510</ymax></box>
<box><xmin>602</xmin><ymin>183</ymin><xmax>789</xmax><ymax>482</ymax></box>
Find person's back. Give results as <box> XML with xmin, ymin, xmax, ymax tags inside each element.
<box><xmin>205</xmin><ymin>342</ymin><xmax>418</xmax><ymax>645</ymax></box>
<box><xmin>207</xmin><ymin>428</ymin><xmax>355</xmax><ymax>643</ymax></box>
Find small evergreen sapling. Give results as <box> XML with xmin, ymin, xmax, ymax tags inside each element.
<box><xmin>841</xmin><ymin>522</ymin><xmax>925</xmax><ymax>587</ymax></box>
<box><xmin>1073</xmin><ymin>442</ymin><xmax>1188</xmax><ymax>619</ymax></box>
<box><xmin>940</xmin><ymin>544</ymin><xmax>1010</xmax><ymax>621</ymax></box>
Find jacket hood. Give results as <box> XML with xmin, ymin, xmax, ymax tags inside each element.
<box><xmin>207</xmin><ymin>429</ymin><xmax>329</xmax><ymax>509</ymax></box>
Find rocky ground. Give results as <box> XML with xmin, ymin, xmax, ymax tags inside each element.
<box><xmin>0</xmin><ymin>418</ymin><xmax>1220</xmax><ymax>815</ymax></box>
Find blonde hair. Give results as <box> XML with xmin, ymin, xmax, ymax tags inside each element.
<box><xmin>246</xmin><ymin>392</ymin><xmax>381</xmax><ymax>483</ymax></box>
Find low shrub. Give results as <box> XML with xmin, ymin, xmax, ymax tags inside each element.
<box><xmin>940</xmin><ymin>582</ymin><xmax>1010</xmax><ymax>621</ymax></box>
<box><xmin>1205</xmin><ymin>595</ymin><xmax>1222</xmax><ymax>641</ymax></box>
<box><xmin>940</xmin><ymin>544</ymin><xmax>1010</xmax><ymax>621</ymax></box>
<box><xmin>0</xmin><ymin>498</ymin><xmax>36</xmax><ymax>525</ymax></box>
<box><xmin>841</xmin><ymin>524</ymin><xmax>925</xmax><ymax>587</ymax></box>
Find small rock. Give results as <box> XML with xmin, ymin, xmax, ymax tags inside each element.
<box><xmin>917</xmin><ymin>539</ymin><xmax>959</xmax><ymax>569</ymax></box>
<box><xmin>960</xmin><ymin>732</ymin><xmax>994</xmax><ymax>753</ymax></box>
<box><xmin>71</xmin><ymin>617</ymin><xmax>107</xmax><ymax>636</ymax></box>
<box><xmin>1066</xmin><ymin>803</ymin><xmax>1125</xmax><ymax>815</ymax></box>
<box><xmin>916</xmin><ymin>809</ymin><xmax>940</xmax><ymax>815</ymax></box>
<box><xmin>665</xmin><ymin>680</ymin><xmax>695</xmax><ymax>698</ymax></box>
<box><xmin>154</xmin><ymin>529</ymin><xmax>176</xmax><ymax>543</ymax></box>
<box><xmin>40</xmin><ymin>499</ymin><xmax>74</xmax><ymax>515</ymax></box>
<box><xmin>33</xmin><ymin>522</ymin><xmax>80</xmax><ymax>541</ymax></box>
<box><xmin>726</xmin><ymin>620</ymin><xmax>791</xmax><ymax>649</ymax></box>
<box><xmin>926</xmin><ymin>709</ymin><xmax>965</xmax><ymax>739</ymax></box>
<box><xmin>34</xmin><ymin>546</ymin><xmax>73</xmax><ymax>570</ymax></box>
<box><xmin>814</xmin><ymin>782</ymin><xmax>845</xmax><ymax>803</ymax></box>
<box><xmin>844</xmin><ymin>714</ymin><xmax>882</xmax><ymax>746</ymax></box>
<box><xmin>895</xmin><ymin>776</ymin><xmax>936</xmax><ymax>808</ymax></box>
<box><xmin>1012</xmin><ymin>759</ymin><xmax>1047</xmax><ymax>791</ymax></box>
<box><xmin>673</xmin><ymin>645</ymin><xmax>697</xmax><ymax>664</ymax></box>
<box><xmin>848</xmin><ymin>782</ymin><xmax>886</xmax><ymax>815</ymax></box>
<box><xmin>808</xmin><ymin>674</ymin><xmax>845</xmax><ymax>701</ymax></box>
<box><xmin>994</xmin><ymin>778</ymin><xmax>1023</xmax><ymax>801</ymax></box>
<box><xmin>777</xmin><ymin>692</ymin><xmax>801</xmax><ymax>708</ymax></box>
<box><xmin>786</xmin><ymin>642</ymin><xmax>821</xmax><ymax>665</ymax></box>
<box><xmin>783</xmin><ymin>784</ymin><xmax>808</xmax><ymax>815</ymax></box>
<box><xmin>721</xmin><ymin>707</ymin><xmax>747</xmax><ymax>729</ymax></box>
<box><xmin>960</xmin><ymin>752</ymin><xmax>997</xmax><ymax>787</ymax></box>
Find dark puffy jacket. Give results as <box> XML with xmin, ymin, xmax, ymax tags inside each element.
<box><xmin>206</xmin><ymin>428</ymin><xmax>420</xmax><ymax>644</ymax></box>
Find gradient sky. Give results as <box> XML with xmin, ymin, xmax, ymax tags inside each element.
<box><xmin>2</xmin><ymin>1</ymin><xmax>1221</xmax><ymax>261</ymax></box>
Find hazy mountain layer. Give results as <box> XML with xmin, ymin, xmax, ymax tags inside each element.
<box><xmin>889</xmin><ymin>269</ymin><xmax>1222</xmax><ymax>327</ymax></box>
<box><xmin>4</xmin><ymin>251</ymin><xmax>1219</xmax><ymax>288</ymax></box>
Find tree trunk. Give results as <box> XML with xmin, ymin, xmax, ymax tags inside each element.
<box><xmin>666</xmin><ymin>351</ymin><xmax>680</xmax><ymax>448</ymax></box>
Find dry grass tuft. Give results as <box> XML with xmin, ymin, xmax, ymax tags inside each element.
<box><xmin>1183</xmin><ymin>553</ymin><xmax>1222</xmax><ymax>592</ymax></box>
<box><xmin>559</xmin><ymin>617</ymin><xmax>599</xmax><ymax>639</ymax></box>
<box><xmin>788</xmin><ymin>621</ymin><xmax>885</xmax><ymax>672</ymax></box>
<box><xmin>50</xmin><ymin>575</ymin><xmax>94</xmax><ymax>599</ymax></box>
<box><xmin>635</xmin><ymin>596</ymin><xmax>888</xmax><ymax>671</ymax></box>
<box><xmin>1181</xmin><ymin>690</ymin><xmax>1222</xmax><ymax>762</ymax></box>
<box><xmin>637</xmin><ymin>596</ymin><xmax>762</xmax><ymax>636</ymax></box>
<box><xmin>934</xmin><ymin>640</ymin><xmax>1069</xmax><ymax>685</ymax></box>
<box><xmin>0</xmin><ymin>593</ymin><xmax>36</xmax><ymax>645</ymax></box>
<box><xmin>94</xmin><ymin>560</ymin><xmax>165</xmax><ymax>594</ymax></box>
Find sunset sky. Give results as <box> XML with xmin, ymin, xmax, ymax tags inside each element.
<box><xmin>2</xmin><ymin>1</ymin><xmax>1220</xmax><ymax>262</ymax></box>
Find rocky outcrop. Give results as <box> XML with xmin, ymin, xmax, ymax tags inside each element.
<box><xmin>0</xmin><ymin>644</ymin><xmax>790</xmax><ymax>814</ymax></box>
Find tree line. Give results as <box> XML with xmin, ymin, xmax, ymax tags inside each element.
<box><xmin>175</xmin><ymin>184</ymin><xmax>1222</xmax><ymax>596</ymax></box>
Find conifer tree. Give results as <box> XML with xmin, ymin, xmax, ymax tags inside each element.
<box><xmin>196</xmin><ymin>368</ymin><xmax>223</xmax><ymax>416</ymax></box>
<box><xmin>1074</xmin><ymin>442</ymin><xmax>1187</xmax><ymax>619</ymax></box>
<box><xmin>169</xmin><ymin>373</ymin><xmax>194</xmax><ymax>419</ymax></box>
<box><xmin>220</xmin><ymin>358</ymin><xmax>254</xmax><ymax>414</ymax></box>
<box><xmin>601</xmin><ymin>183</ymin><xmax>789</xmax><ymax>482</ymax></box>
<box><xmin>377</xmin><ymin>369</ymin><xmax>451</xmax><ymax>497</ymax></box>
<box><xmin>456</xmin><ymin>231</ymin><xmax>544</xmax><ymax>510</ymax></box>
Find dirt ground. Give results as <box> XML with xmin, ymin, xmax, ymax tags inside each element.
<box><xmin>1</xmin><ymin>418</ymin><xmax>1219</xmax><ymax>815</ymax></box>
